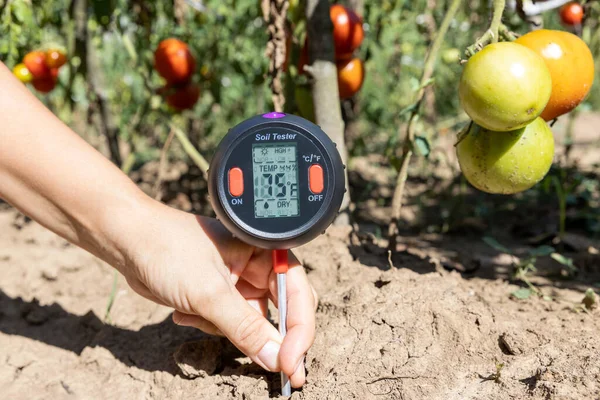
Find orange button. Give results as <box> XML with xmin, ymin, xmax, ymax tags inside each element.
<box><xmin>228</xmin><ymin>167</ymin><xmax>244</xmax><ymax>197</ymax></box>
<box><xmin>309</xmin><ymin>164</ymin><xmax>324</xmax><ymax>194</ymax></box>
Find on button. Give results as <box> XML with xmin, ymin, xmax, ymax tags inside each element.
<box><xmin>228</xmin><ymin>167</ymin><xmax>244</xmax><ymax>197</ymax></box>
<box><xmin>309</xmin><ymin>164</ymin><xmax>324</xmax><ymax>194</ymax></box>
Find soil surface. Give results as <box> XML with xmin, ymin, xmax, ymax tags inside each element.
<box><xmin>1</xmin><ymin>113</ymin><xmax>599</xmax><ymax>399</ymax></box>
<box><xmin>0</xmin><ymin>207</ymin><xmax>598</xmax><ymax>400</ymax></box>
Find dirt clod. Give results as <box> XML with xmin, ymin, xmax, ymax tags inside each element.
<box><xmin>174</xmin><ymin>339</ymin><xmax>223</xmax><ymax>378</ymax></box>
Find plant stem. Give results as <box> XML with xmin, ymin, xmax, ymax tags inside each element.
<box><xmin>306</xmin><ymin>0</ymin><xmax>350</xmax><ymax>224</ymax></box>
<box><xmin>465</xmin><ymin>0</ymin><xmax>506</xmax><ymax>57</ymax></box>
<box><xmin>170</xmin><ymin>124</ymin><xmax>209</xmax><ymax>180</ymax></box>
<box><xmin>552</xmin><ymin>175</ymin><xmax>566</xmax><ymax>249</ymax></box>
<box><xmin>387</xmin><ymin>0</ymin><xmax>462</xmax><ymax>248</ymax></box>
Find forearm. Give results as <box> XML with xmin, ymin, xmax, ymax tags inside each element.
<box><xmin>0</xmin><ymin>62</ymin><xmax>155</xmax><ymax>271</ymax></box>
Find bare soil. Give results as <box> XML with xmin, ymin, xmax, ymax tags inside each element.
<box><xmin>1</xmin><ymin>207</ymin><xmax>599</xmax><ymax>400</ymax></box>
<box><xmin>1</xmin><ymin>113</ymin><xmax>599</xmax><ymax>399</ymax></box>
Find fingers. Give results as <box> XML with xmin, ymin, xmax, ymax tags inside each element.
<box><xmin>276</xmin><ymin>256</ymin><xmax>316</xmax><ymax>388</ymax></box>
<box><xmin>204</xmin><ymin>285</ymin><xmax>283</xmax><ymax>373</ymax></box>
<box><xmin>172</xmin><ymin>310</ymin><xmax>223</xmax><ymax>336</ymax></box>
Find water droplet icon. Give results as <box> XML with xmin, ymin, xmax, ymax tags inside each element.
<box><xmin>264</xmin><ymin>202</ymin><xmax>269</xmax><ymax>209</ymax></box>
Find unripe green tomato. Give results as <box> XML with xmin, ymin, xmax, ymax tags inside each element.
<box><xmin>456</xmin><ymin>117</ymin><xmax>554</xmax><ymax>194</ymax></box>
<box><xmin>459</xmin><ymin>42</ymin><xmax>552</xmax><ymax>132</ymax></box>
<box><xmin>442</xmin><ymin>48</ymin><xmax>461</xmax><ymax>65</ymax></box>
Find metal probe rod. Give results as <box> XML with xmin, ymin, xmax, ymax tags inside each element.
<box><xmin>277</xmin><ymin>273</ymin><xmax>291</xmax><ymax>396</ymax></box>
<box><xmin>273</xmin><ymin>249</ymin><xmax>291</xmax><ymax>397</ymax></box>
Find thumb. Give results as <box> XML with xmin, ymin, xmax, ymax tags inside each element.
<box><xmin>206</xmin><ymin>288</ymin><xmax>283</xmax><ymax>372</ymax></box>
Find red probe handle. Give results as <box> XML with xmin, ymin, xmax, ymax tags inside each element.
<box><xmin>272</xmin><ymin>249</ymin><xmax>289</xmax><ymax>274</ymax></box>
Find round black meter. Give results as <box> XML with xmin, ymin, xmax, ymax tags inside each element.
<box><xmin>208</xmin><ymin>112</ymin><xmax>345</xmax><ymax>249</ymax></box>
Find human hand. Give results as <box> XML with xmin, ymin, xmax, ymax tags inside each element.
<box><xmin>120</xmin><ymin>203</ymin><xmax>317</xmax><ymax>387</ymax></box>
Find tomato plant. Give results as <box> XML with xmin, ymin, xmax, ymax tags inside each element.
<box><xmin>459</xmin><ymin>42</ymin><xmax>552</xmax><ymax>132</ymax></box>
<box><xmin>516</xmin><ymin>30</ymin><xmax>595</xmax><ymax>121</ymax></box>
<box><xmin>456</xmin><ymin>118</ymin><xmax>555</xmax><ymax>194</ymax></box>
<box><xmin>559</xmin><ymin>2</ymin><xmax>584</xmax><ymax>26</ymax></box>
<box><xmin>154</xmin><ymin>38</ymin><xmax>196</xmax><ymax>85</ymax></box>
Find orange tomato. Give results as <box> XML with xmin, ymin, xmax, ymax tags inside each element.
<box><xmin>12</xmin><ymin>63</ymin><xmax>33</xmax><ymax>83</ymax></box>
<box><xmin>166</xmin><ymin>84</ymin><xmax>200</xmax><ymax>111</ymax></box>
<box><xmin>23</xmin><ymin>51</ymin><xmax>51</xmax><ymax>79</ymax></box>
<box><xmin>154</xmin><ymin>38</ymin><xmax>196</xmax><ymax>85</ymax></box>
<box><xmin>337</xmin><ymin>58</ymin><xmax>364</xmax><ymax>99</ymax></box>
<box><xmin>32</xmin><ymin>78</ymin><xmax>56</xmax><ymax>93</ymax></box>
<box><xmin>560</xmin><ymin>2</ymin><xmax>584</xmax><ymax>26</ymax></box>
<box><xmin>330</xmin><ymin>4</ymin><xmax>364</xmax><ymax>59</ymax></box>
<box><xmin>516</xmin><ymin>29</ymin><xmax>594</xmax><ymax>121</ymax></box>
<box><xmin>45</xmin><ymin>49</ymin><xmax>67</xmax><ymax>69</ymax></box>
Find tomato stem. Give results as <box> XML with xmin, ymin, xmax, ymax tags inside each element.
<box><xmin>464</xmin><ymin>0</ymin><xmax>506</xmax><ymax>58</ymax></box>
<box><xmin>387</xmin><ymin>0</ymin><xmax>462</xmax><ymax>248</ymax></box>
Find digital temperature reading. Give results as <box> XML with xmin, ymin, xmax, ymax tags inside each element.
<box><xmin>252</xmin><ymin>143</ymin><xmax>300</xmax><ymax>218</ymax></box>
<box><xmin>209</xmin><ymin>113</ymin><xmax>346</xmax><ymax>397</ymax></box>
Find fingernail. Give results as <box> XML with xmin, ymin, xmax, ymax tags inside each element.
<box><xmin>257</xmin><ymin>341</ymin><xmax>281</xmax><ymax>372</ymax></box>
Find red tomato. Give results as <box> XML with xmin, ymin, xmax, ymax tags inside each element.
<box><xmin>166</xmin><ymin>84</ymin><xmax>201</xmax><ymax>111</ymax></box>
<box><xmin>23</xmin><ymin>51</ymin><xmax>51</xmax><ymax>79</ymax></box>
<box><xmin>45</xmin><ymin>49</ymin><xmax>67</xmax><ymax>69</ymax></box>
<box><xmin>560</xmin><ymin>2</ymin><xmax>584</xmax><ymax>26</ymax></box>
<box><xmin>154</xmin><ymin>38</ymin><xmax>196</xmax><ymax>85</ymax></box>
<box><xmin>32</xmin><ymin>78</ymin><xmax>56</xmax><ymax>93</ymax></box>
<box><xmin>330</xmin><ymin>4</ymin><xmax>364</xmax><ymax>59</ymax></box>
<box><xmin>337</xmin><ymin>58</ymin><xmax>364</xmax><ymax>99</ymax></box>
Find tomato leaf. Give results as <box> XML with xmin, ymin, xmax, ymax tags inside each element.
<box><xmin>389</xmin><ymin>155</ymin><xmax>402</xmax><ymax>173</ymax></box>
<box><xmin>11</xmin><ymin>1</ymin><xmax>33</xmax><ymax>25</ymax></box>
<box><xmin>412</xmin><ymin>135</ymin><xmax>430</xmax><ymax>157</ymax></box>
<box><xmin>528</xmin><ymin>245</ymin><xmax>555</xmax><ymax>258</ymax></box>
<box><xmin>551</xmin><ymin>252</ymin><xmax>573</xmax><ymax>267</ymax></box>
<box><xmin>398</xmin><ymin>103</ymin><xmax>418</xmax><ymax>117</ymax></box>
<box><xmin>511</xmin><ymin>288</ymin><xmax>532</xmax><ymax>300</ymax></box>
<box><xmin>483</xmin><ymin>236</ymin><xmax>512</xmax><ymax>254</ymax></box>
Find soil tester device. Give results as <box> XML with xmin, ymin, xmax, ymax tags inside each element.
<box><xmin>208</xmin><ymin>112</ymin><xmax>345</xmax><ymax>396</ymax></box>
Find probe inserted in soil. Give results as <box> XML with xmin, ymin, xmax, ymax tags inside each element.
<box><xmin>273</xmin><ymin>249</ymin><xmax>291</xmax><ymax>396</ymax></box>
<box><xmin>208</xmin><ymin>113</ymin><xmax>346</xmax><ymax>397</ymax></box>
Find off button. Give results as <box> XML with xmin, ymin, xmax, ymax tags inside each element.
<box><xmin>228</xmin><ymin>167</ymin><xmax>244</xmax><ymax>197</ymax></box>
<box><xmin>309</xmin><ymin>164</ymin><xmax>324</xmax><ymax>194</ymax></box>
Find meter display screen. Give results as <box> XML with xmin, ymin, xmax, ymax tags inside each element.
<box><xmin>252</xmin><ymin>143</ymin><xmax>300</xmax><ymax>218</ymax></box>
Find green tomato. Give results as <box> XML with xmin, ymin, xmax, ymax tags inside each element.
<box><xmin>459</xmin><ymin>42</ymin><xmax>552</xmax><ymax>132</ymax></box>
<box><xmin>294</xmin><ymin>85</ymin><xmax>315</xmax><ymax>123</ymax></box>
<box><xmin>442</xmin><ymin>48</ymin><xmax>461</xmax><ymax>65</ymax></box>
<box><xmin>456</xmin><ymin>117</ymin><xmax>554</xmax><ymax>194</ymax></box>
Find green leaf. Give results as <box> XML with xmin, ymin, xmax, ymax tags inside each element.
<box><xmin>398</xmin><ymin>102</ymin><xmax>418</xmax><ymax>117</ymax></box>
<box><xmin>389</xmin><ymin>155</ymin><xmax>402</xmax><ymax>173</ymax></box>
<box><xmin>511</xmin><ymin>288</ymin><xmax>532</xmax><ymax>300</ymax></box>
<box><xmin>582</xmin><ymin>288</ymin><xmax>597</xmax><ymax>310</ymax></box>
<box><xmin>551</xmin><ymin>253</ymin><xmax>573</xmax><ymax>267</ymax></box>
<box><xmin>11</xmin><ymin>1</ymin><xmax>33</xmax><ymax>24</ymax></box>
<box><xmin>528</xmin><ymin>245</ymin><xmax>555</xmax><ymax>258</ymax></box>
<box><xmin>412</xmin><ymin>135</ymin><xmax>430</xmax><ymax>157</ymax></box>
<box><xmin>483</xmin><ymin>236</ymin><xmax>512</xmax><ymax>254</ymax></box>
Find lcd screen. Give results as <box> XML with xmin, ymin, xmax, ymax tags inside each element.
<box><xmin>252</xmin><ymin>143</ymin><xmax>300</xmax><ymax>218</ymax></box>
